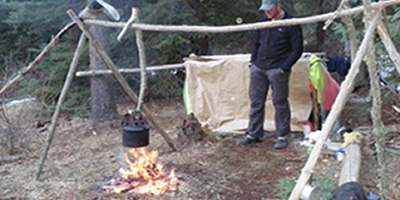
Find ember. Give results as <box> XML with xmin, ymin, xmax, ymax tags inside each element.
<box><xmin>107</xmin><ymin>147</ymin><xmax>177</xmax><ymax>195</ymax></box>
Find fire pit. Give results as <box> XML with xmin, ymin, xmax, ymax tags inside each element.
<box><xmin>102</xmin><ymin>147</ymin><xmax>177</xmax><ymax>195</ymax></box>
<box><xmin>98</xmin><ymin>110</ymin><xmax>177</xmax><ymax>196</ymax></box>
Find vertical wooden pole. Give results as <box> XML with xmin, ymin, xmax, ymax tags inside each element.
<box><xmin>67</xmin><ymin>10</ymin><xmax>177</xmax><ymax>151</ymax></box>
<box><xmin>134</xmin><ymin>8</ymin><xmax>147</xmax><ymax>111</ymax></box>
<box><xmin>363</xmin><ymin>1</ymin><xmax>389</xmax><ymax>198</ymax></box>
<box><xmin>35</xmin><ymin>34</ymin><xmax>87</xmax><ymax>180</ymax></box>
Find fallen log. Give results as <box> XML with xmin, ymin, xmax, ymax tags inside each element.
<box><xmin>339</xmin><ymin>144</ymin><xmax>361</xmax><ymax>185</ymax></box>
<box><xmin>0</xmin><ymin>155</ymin><xmax>22</xmax><ymax>164</ymax></box>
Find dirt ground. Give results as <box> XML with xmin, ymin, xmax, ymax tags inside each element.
<box><xmin>0</xmin><ymin>93</ymin><xmax>399</xmax><ymax>200</ymax></box>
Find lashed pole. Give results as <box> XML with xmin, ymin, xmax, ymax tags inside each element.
<box><xmin>377</xmin><ymin>20</ymin><xmax>400</xmax><ymax>75</ymax></box>
<box><xmin>35</xmin><ymin>33</ymin><xmax>87</xmax><ymax>180</ymax></box>
<box><xmin>67</xmin><ymin>10</ymin><xmax>177</xmax><ymax>151</ymax></box>
<box><xmin>288</xmin><ymin>12</ymin><xmax>381</xmax><ymax>200</ymax></box>
<box><xmin>364</xmin><ymin>0</ymin><xmax>390</xmax><ymax>198</ymax></box>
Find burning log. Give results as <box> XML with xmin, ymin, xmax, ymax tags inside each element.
<box><xmin>103</xmin><ymin>147</ymin><xmax>177</xmax><ymax>195</ymax></box>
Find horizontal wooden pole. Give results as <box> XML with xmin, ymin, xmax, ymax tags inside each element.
<box><xmin>83</xmin><ymin>0</ymin><xmax>400</xmax><ymax>33</ymax></box>
<box><xmin>76</xmin><ymin>63</ymin><xmax>184</xmax><ymax>77</ymax></box>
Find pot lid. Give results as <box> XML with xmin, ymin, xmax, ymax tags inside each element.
<box><xmin>123</xmin><ymin>125</ymin><xmax>149</xmax><ymax>132</ymax></box>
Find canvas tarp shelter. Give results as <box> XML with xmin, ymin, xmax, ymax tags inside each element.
<box><xmin>184</xmin><ymin>54</ymin><xmax>312</xmax><ymax>133</ymax></box>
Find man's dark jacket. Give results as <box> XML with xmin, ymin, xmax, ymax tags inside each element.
<box><xmin>250</xmin><ymin>13</ymin><xmax>303</xmax><ymax>72</ymax></box>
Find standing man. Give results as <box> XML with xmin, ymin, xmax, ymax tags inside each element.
<box><xmin>237</xmin><ymin>0</ymin><xmax>303</xmax><ymax>149</ymax></box>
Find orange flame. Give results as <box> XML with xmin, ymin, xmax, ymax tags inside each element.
<box><xmin>113</xmin><ymin>147</ymin><xmax>177</xmax><ymax>195</ymax></box>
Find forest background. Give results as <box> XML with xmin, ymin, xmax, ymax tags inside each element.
<box><xmin>1</xmin><ymin>0</ymin><xmax>399</xmax><ymax>119</ymax></box>
<box><xmin>0</xmin><ymin>0</ymin><xmax>399</xmax><ymax>199</ymax></box>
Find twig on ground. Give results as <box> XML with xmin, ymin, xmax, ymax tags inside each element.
<box><xmin>0</xmin><ymin>155</ymin><xmax>22</xmax><ymax>164</ymax></box>
<box><xmin>385</xmin><ymin>148</ymin><xmax>400</xmax><ymax>156</ymax></box>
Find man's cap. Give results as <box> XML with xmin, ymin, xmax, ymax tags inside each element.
<box><xmin>259</xmin><ymin>0</ymin><xmax>280</xmax><ymax>11</ymax></box>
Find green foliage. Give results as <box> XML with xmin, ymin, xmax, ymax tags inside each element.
<box><xmin>332</xmin><ymin>5</ymin><xmax>400</xmax><ymax>55</ymax></box>
<box><xmin>273</xmin><ymin>175</ymin><xmax>337</xmax><ymax>200</ymax></box>
<box><xmin>331</xmin><ymin>22</ymin><xmax>366</xmax><ymax>44</ymax></box>
<box><xmin>61</xmin><ymin>87</ymin><xmax>90</xmax><ymax>118</ymax></box>
<box><xmin>17</xmin><ymin>41</ymin><xmax>90</xmax><ymax>117</ymax></box>
<box><xmin>0</xmin><ymin>1</ymin><xmax>81</xmax><ymax>61</ymax></box>
<box><xmin>18</xmin><ymin>43</ymin><xmax>72</xmax><ymax>102</ymax></box>
<box><xmin>147</xmin><ymin>70</ymin><xmax>185</xmax><ymax>100</ymax></box>
<box><xmin>8</xmin><ymin>0</ymin><xmax>400</xmax><ymax>119</ymax></box>
<box><xmin>133</xmin><ymin>0</ymin><xmax>261</xmax><ymax>64</ymax></box>
<box><xmin>312</xmin><ymin>175</ymin><xmax>337</xmax><ymax>200</ymax></box>
<box><xmin>139</xmin><ymin>0</ymin><xmax>197</xmax><ymax>64</ymax></box>
<box><xmin>387</xmin><ymin>6</ymin><xmax>400</xmax><ymax>39</ymax></box>
<box><xmin>142</xmin><ymin>0</ymin><xmax>197</xmax><ymax>25</ymax></box>
<box><xmin>0</xmin><ymin>0</ymin><xmax>89</xmax><ymax>116</ymax></box>
<box><xmin>273</xmin><ymin>177</ymin><xmax>297</xmax><ymax>199</ymax></box>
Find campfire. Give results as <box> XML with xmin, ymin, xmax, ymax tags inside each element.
<box><xmin>105</xmin><ymin>147</ymin><xmax>177</xmax><ymax>195</ymax></box>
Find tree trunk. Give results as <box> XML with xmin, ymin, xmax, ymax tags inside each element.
<box><xmin>342</xmin><ymin>0</ymin><xmax>369</xmax><ymax>88</ymax></box>
<box><xmin>88</xmin><ymin>10</ymin><xmax>117</xmax><ymax>125</ymax></box>
<box><xmin>342</xmin><ymin>1</ymin><xmax>358</xmax><ymax>61</ymax></box>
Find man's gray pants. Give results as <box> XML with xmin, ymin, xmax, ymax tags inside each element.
<box><xmin>247</xmin><ymin>64</ymin><xmax>291</xmax><ymax>139</ymax></box>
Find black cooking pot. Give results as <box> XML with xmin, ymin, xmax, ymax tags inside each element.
<box><xmin>122</xmin><ymin>125</ymin><xmax>150</xmax><ymax>148</ymax></box>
